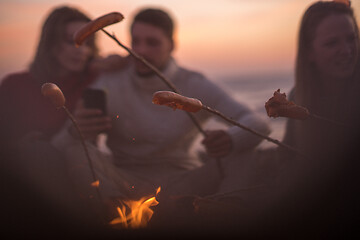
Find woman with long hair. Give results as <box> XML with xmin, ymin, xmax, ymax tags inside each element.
<box><xmin>277</xmin><ymin>0</ymin><xmax>360</xmax><ymax>234</ymax></box>
<box><xmin>283</xmin><ymin>1</ymin><xmax>360</xmax><ymax>163</ymax></box>
<box><xmin>170</xmin><ymin>1</ymin><xmax>360</xmax><ymax>236</ymax></box>
<box><xmin>0</xmin><ymin>6</ymin><xmax>108</xmax><ymax>232</ymax></box>
<box><xmin>0</xmin><ymin>6</ymin><xmax>100</xmax><ymax>149</ymax></box>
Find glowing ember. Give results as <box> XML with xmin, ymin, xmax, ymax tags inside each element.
<box><xmin>110</xmin><ymin>187</ymin><xmax>161</xmax><ymax>229</ymax></box>
<box><xmin>91</xmin><ymin>180</ymin><xmax>100</xmax><ymax>187</ymax></box>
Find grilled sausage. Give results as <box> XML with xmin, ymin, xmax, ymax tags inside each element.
<box><xmin>265</xmin><ymin>89</ymin><xmax>309</xmax><ymax>120</ymax></box>
<box><xmin>41</xmin><ymin>83</ymin><xmax>65</xmax><ymax>108</ymax></box>
<box><xmin>74</xmin><ymin>12</ymin><xmax>124</xmax><ymax>46</ymax></box>
<box><xmin>152</xmin><ymin>91</ymin><xmax>203</xmax><ymax>113</ymax></box>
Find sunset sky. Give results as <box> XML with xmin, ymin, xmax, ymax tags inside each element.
<box><xmin>0</xmin><ymin>0</ymin><xmax>359</xmax><ymax>81</ymax></box>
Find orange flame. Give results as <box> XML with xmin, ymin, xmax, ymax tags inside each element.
<box><xmin>110</xmin><ymin>187</ymin><xmax>161</xmax><ymax>229</ymax></box>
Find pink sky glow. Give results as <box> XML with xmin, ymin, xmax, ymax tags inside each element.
<box><xmin>0</xmin><ymin>0</ymin><xmax>359</xmax><ymax>81</ymax></box>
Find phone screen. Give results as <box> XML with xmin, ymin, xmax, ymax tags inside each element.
<box><xmin>82</xmin><ymin>88</ymin><xmax>107</xmax><ymax>115</ymax></box>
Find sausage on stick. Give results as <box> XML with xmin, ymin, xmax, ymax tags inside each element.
<box><xmin>265</xmin><ymin>89</ymin><xmax>309</xmax><ymax>120</ymax></box>
<box><xmin>41</xmin><ymin>83</ymin><xmax>66</xmax><ymax>109</ymax></box>
<box><xmin>74</xmin><ymin>12</ymin><xmax>124</xmax><ymax>47</ymax></box>
<box><xmin>152</xmin><ymin>91</ymin><xmax>203</xmax><ymax>113</ymax></box>
<box><xmin>152</xmin><ymin>90</ymin><xmax>307</xmax><ymax>159</ymax></box>
<box><xmin>265</xmin><ymin>89</ymin><xmax>345</xmax><ymax>126</ymax></box>
<box><xmin>41</xmin><ymin>83</ymin><xmax>103</xmax><ymax>203</ymax></box>
<box><xmin>75</xmin><ymin>12</ymin><xmax>224</xmax><ymax>177</ymax></box>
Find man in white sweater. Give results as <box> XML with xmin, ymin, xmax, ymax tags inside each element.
<box><xmin>52</xmin><ymin>8</ymin><xmax>270</xmax><ymax>199</ymax></box>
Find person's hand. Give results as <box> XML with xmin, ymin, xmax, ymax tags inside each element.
<box><xmin>201</xmin><ymin>130</ymin><xmax>233</xmax><ymax>158</ymax></box>
<box><xmin>90</xmin><ymin>54</ymin><xmax>130</xmax><ymax>73</ymax></box>
<box><xmin>69</xmin><ymin>100</ymin><xmax>112</xmax><ymax>141</ymax></box>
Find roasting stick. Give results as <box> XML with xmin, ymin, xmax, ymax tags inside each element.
<box><xmin>41</xmin><ymin>83</ymin><xmax>103</xmax><ymax>203</ymax></box>
<box><xmin>309</xmin><ymin>113</ymin><xmax>346</xmax><ymax>127</ymax></box>
<box><xmin>74</xmin><ymin>12</ymin><xmax>224</xmax><ymax>176</ymax></box>
<box><xmin>202</xmin><ymin>105</ymin><xmax>306</xmax><ymax>158</ymax></box>
<box><xmin>101</xmin><ymin>29</ymin><xmax>224</xmax><ymax>176</ymax></box>
<box><xmin>74</xmin><ymin>12</ymin><xmax>206</xmax><ymax>135</ymax></box>
<box><xmin>101</xmin><ymin>29</ymin><xmax>226</xmax><ymax>176</ymax></box>
<box><xmin>100</xmin><ymin>29</ymin><xmax>207</xmax><ymax>134</ymax></box>
<box><xmin>204</xmin><ymin>184</ymin><xmax>269</xmax><ymax>200</ymax></box>
<box><xmin>265</xmin><ymin>89</ymin><xmax>346</xmax><ymax>127</ymax></box>
<box><xmin>101</xmin><ymin>30</ymin><xmax>178</xmax><ymax>92</ymax></box>
<box><xmin>152</xmin><ymin>91</ymin><xmax>308</xmax><ymax>159</ymax></box>
<box><xmin>100</xmin><ymin>29</ymin><xmax>224</xmax><ymax>172</ymax></box>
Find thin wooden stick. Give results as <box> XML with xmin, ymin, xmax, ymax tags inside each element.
<box><xmin>101</xmin><ymin>30</ymin><xmax>178</xmax><ymax>91</ymax></box>
<box><xmin>202</xmin><ymin>105</ymin><xmax>308</xmax><ymax>159</ymax></box>
<box><xmin>101</xmin><ymin>29</ymin><xmax>224</xmax><ymax>176</ymax></box>
<box><xmin>62</xmin><ymin>106</ymin><xmax>103</xmax><ymax>202</ymax></box>
<box><xmin>101</xmin><ymin>29</ymin><xmax>206</xmax><ymax>134</ymax></box>
<box><xmin>205</xmin><ymin>184</ymin><xmax>270</xmax><ymax>200</ymax></box>
<box><xmin>310</xmin><ymin>113</ymin><xmax>345</xmax><ymax>127</ymax></box>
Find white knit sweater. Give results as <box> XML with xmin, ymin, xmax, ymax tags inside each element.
<box><xmin>95</xmin><ymin>58</ymin><xmax>270</xmax><ymax>168</ymax></box>
<box><xmin>53</xmin><ymin>59</ymin><xmax>270</xmax><ymax>170</ymax></box>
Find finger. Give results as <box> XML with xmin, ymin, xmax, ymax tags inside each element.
<box><xmin>202</xmin><ymin>137</ymin><xmax>231</xmax><ymax>149</ymax></box>
<box><xmin>208</xmin><ymin>151</ymin><xmax>229</xmax><ymax>158</ymax></box>
<box><xmin>77</xmin><ymin>116</ymin><xmax>111</xmax><ymax>126</ymax></box>
<box><xmin>202</xmin><ymin>130</ymin><xmax>226</xmax><ymax>144</ymax></box>
<box><xmin>202</xmin><ymin>134</ymin><xmax>232</xmax><ymax>148</ymax></box>
<box><xmin>205</xmin><ymin>141</ymin><xmax>231</xmax><ymax>149</ymax></box>
<box><xmin>201</xmin><ymin>134</ymin><xmax>218</xmax><ymax>144</ymax></box>
<box><xmin>79</xmin><ymin>124</ymin><xmax>112</xmax><ymax>135</ymax></box>
<box><xmin>204</xmin><ymin>140</ymin><xmax>232</xmax><ymax>154</ymax></box>
<box><xmin>206</xmin><ymin>147</ymin><xmax>231</xmax><ymax>158</ymax></box>
<box><xmin>206</xmin><ymin>150</ymin><xmax>226</xmax><ymax>158</ymax></box>
<box><xmin>205</xmin><ymin>145</ymin><xmax>231</xmax><ymax>156</ymax></box>
<box><xmin>75</xmin><ymin>108</ymin><xmax>104</xmax><ymax>118</ymax></box>
<box><xmin>69</xmin><ymin>124</ymin><xmax>110</xmax><ymax>140</ymax></box>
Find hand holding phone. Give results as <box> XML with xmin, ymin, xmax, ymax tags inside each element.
<box><xmin>68</xmin><ymin>89</ymin><xmax>111</xmax><ymax>140</ymax></box>
<box><xmin>82</xmin><ymin>88</ymin><xmax>107</xmax><ymax>115</ymax></box>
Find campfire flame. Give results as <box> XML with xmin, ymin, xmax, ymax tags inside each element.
<box><xmin>110</xmin><ymin>187</ymin><xmax>161</xmax><ymax>229</ymax></box>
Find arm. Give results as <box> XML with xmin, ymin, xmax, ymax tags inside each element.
<box><xmin>51</xmin><ymin>99</ymin><xmax>112</xmax><ymax>151</ymax></box>
<box><xmin>51</xmin><ymin>72</ymin><xmax>113</xmax><ymax>151</ymax></box>
<box><xmin>188</xmin><ymin>74</ymin><xmax>271</xmax><ymax>156</ymax></box>
<box><xmin>89</xmin><ymin>54</ymin><xmax>130</xmax><ymax>73</ymax></box>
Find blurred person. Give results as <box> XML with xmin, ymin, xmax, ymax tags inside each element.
<box><xmin>52</xmin><ymin>8</ymin><xmax>271</xmax><ymax>199</ymax></box>
<box><xmin>283</xmin><ymin>0</ymin><xmax>360</xmax><ymax>163</ymax></box>
<box><xmin>277</xmin><ymin>0</ymin><xmax>360</xmax><ymax>232</ymax></box>
<box><xmin>0</xmin><ymin>6</ymin><xmax>127</xmax><ymax>233</ymax></box>
<box><xmin>171</xmin><ymin>1</ymin><xmax>360</xmax><ymax>236</ymax></box>
<box><xmin>222</xmin><ymin>0</ymin><xmax>360</xmax><ymax>200</ymax></box>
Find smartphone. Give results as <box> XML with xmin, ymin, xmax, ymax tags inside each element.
<box><xmin>82</xmin><ymin>88</ymin><xmax>107</xmax><ymax>115</ymax></box>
